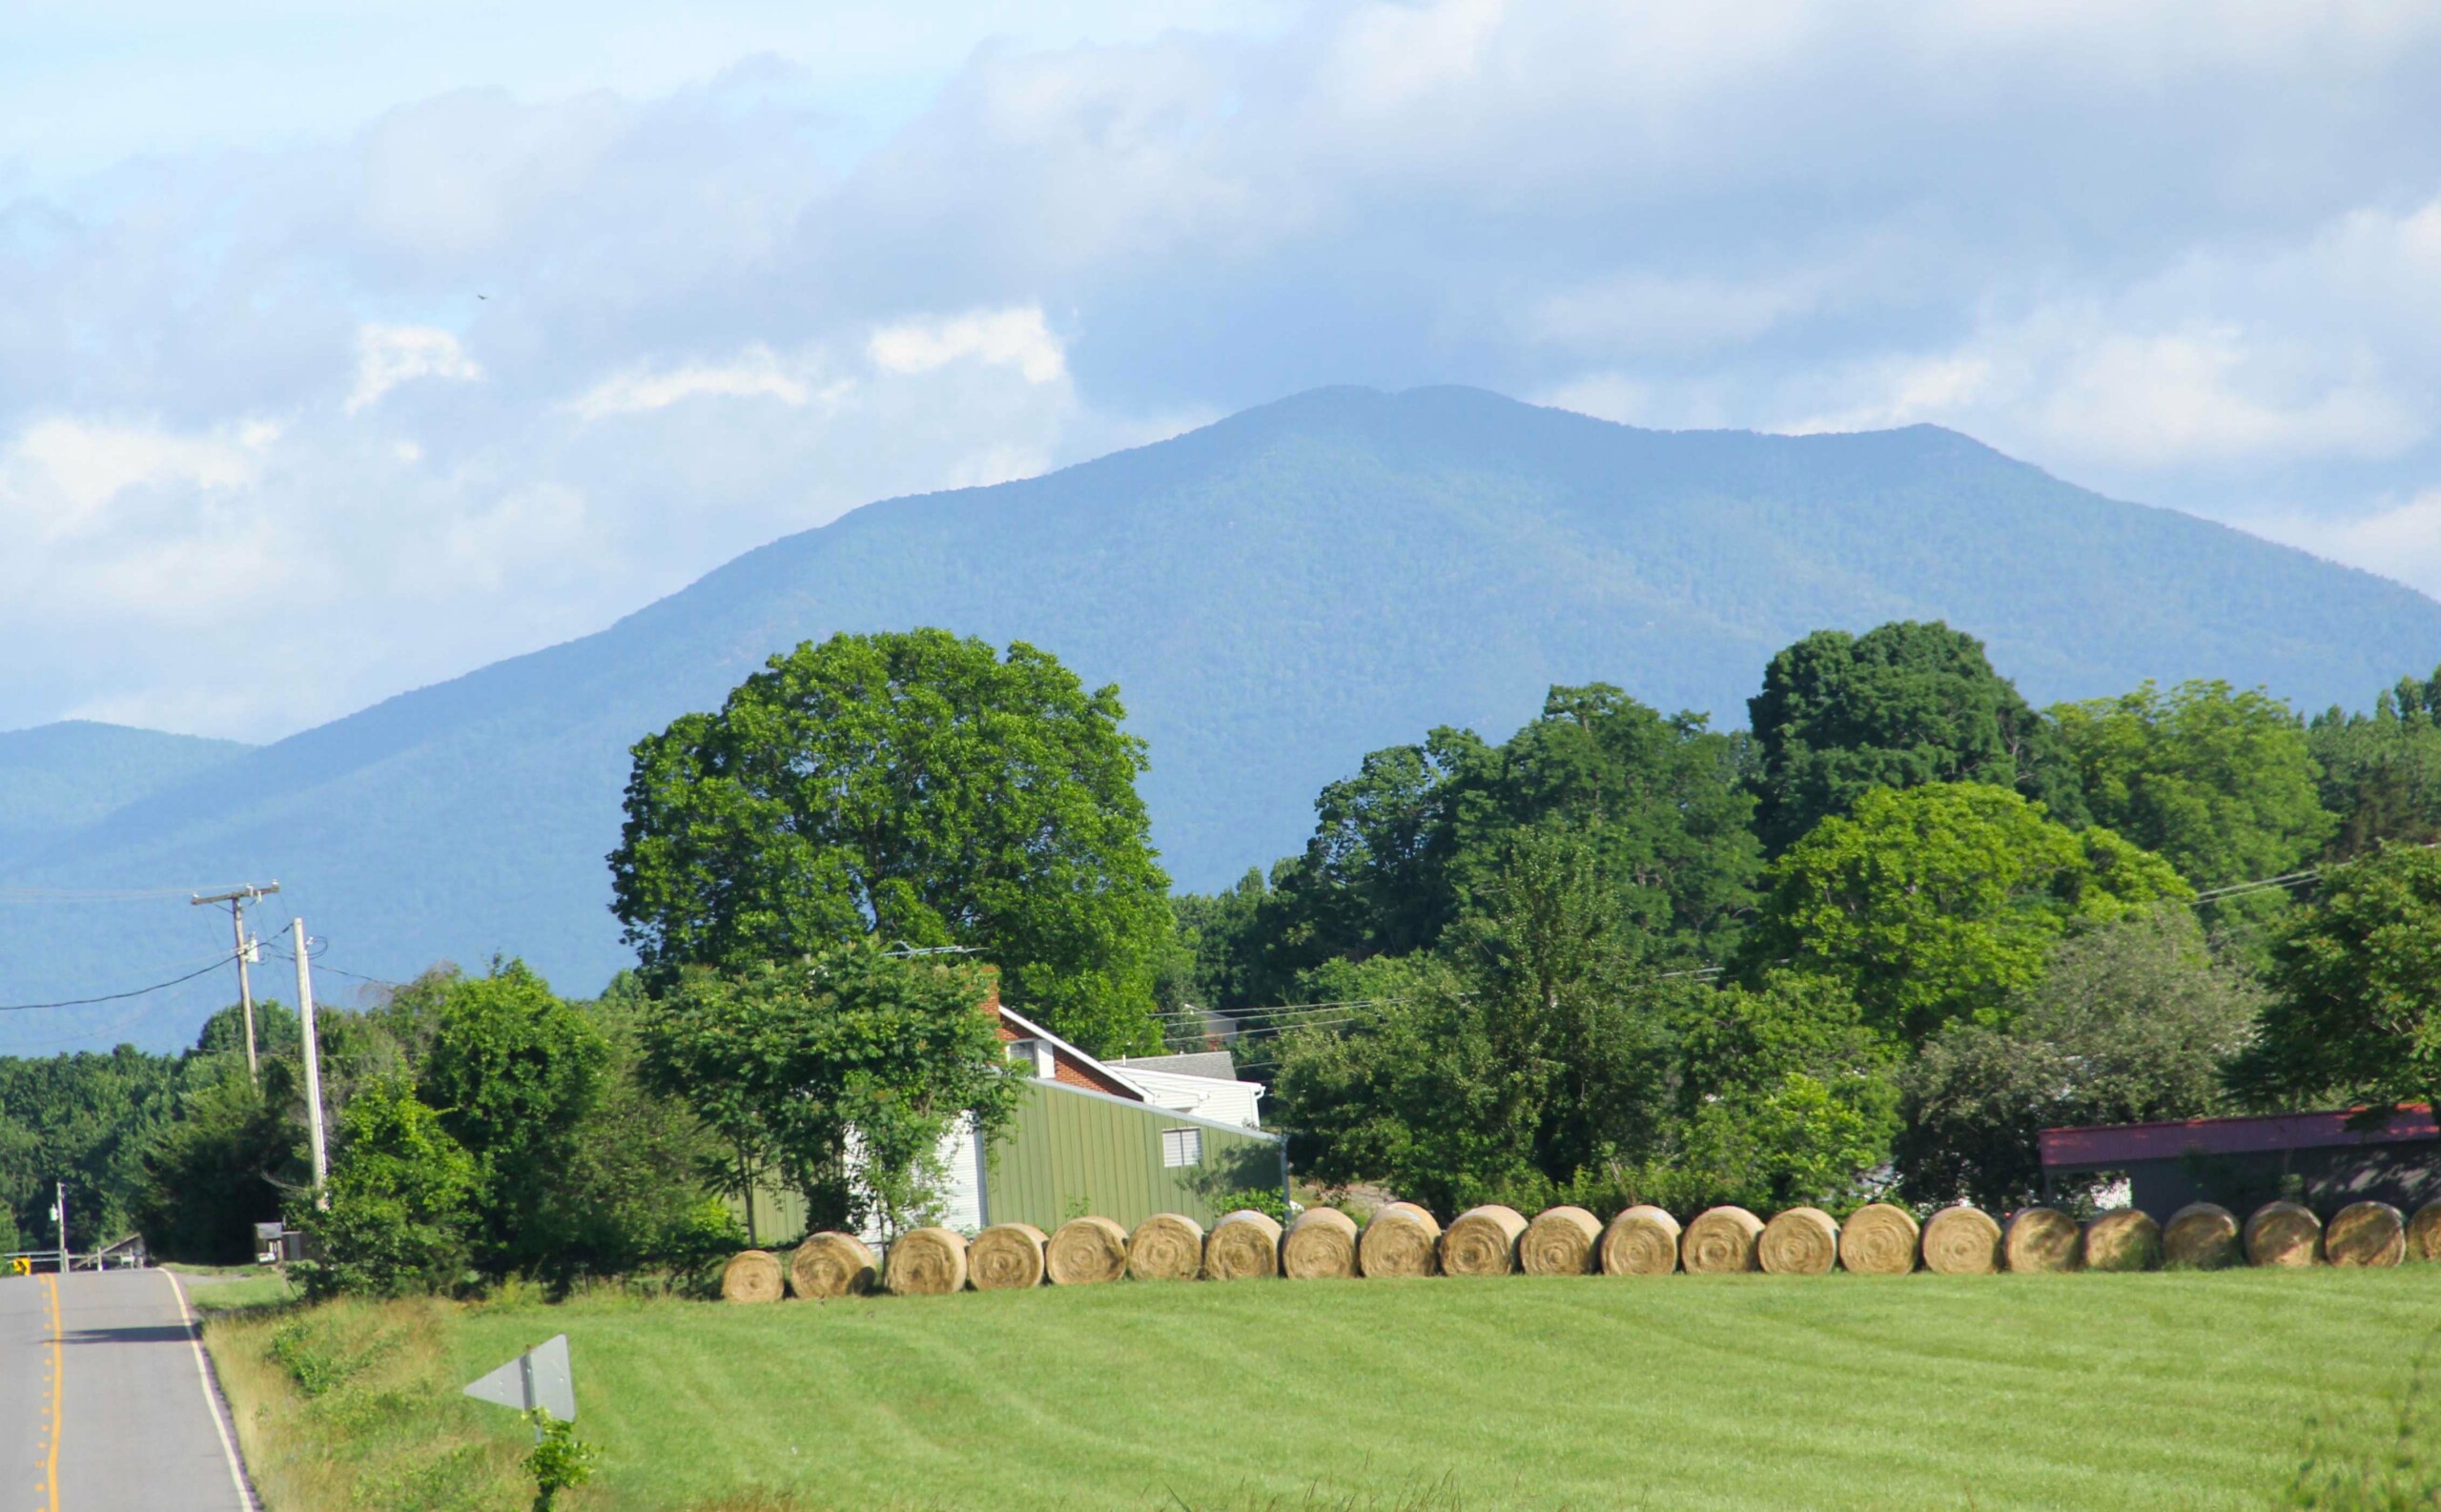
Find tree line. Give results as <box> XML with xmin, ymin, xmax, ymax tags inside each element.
<box><xmin>1165</xmin><ymin>621</ymin><xmax>2441</xmax><ymax>1218</ymax></box>
<box><xmin>5</xmin><ymin>622</ymin><xmax>2438</xmax><ymax>1287</ymax></box>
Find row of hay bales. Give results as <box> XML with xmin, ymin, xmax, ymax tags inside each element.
<box><xmin>719</xmin><ymin>1196</ymin><xmax>2441</xmax><ymax>1299</ymax></box>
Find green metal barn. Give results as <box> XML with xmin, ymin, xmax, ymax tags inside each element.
<box><xmin>730</xmin><ymin>1001</ymin><xmax>1283</xmax><ymax>1243</ymax></box>
<box><xmin>983</xmin><ymin>1077</ymin><xmax>1284</xmax><ymax>1232</ymax></box>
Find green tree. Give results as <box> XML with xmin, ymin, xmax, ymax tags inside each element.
<box><xmin>133</xmin><ymin>1063</ymin><xmax>301</xmax><ymax>1263</ymax></box>
<box><xmin>609</xmin><ymin>629</ymin><xmax>1172</xmax><ymax>1053</ymax></box>
<box><xmin>418</xmin><ymin>962</ymin><xmax>609</xmax><ymax>1276</ymax></box>
<box><xmin>1894</xmin><ymin>906</ymin><xmax>2260</xmax><ymax>1212</ymax></box>
<box><xmin>639</xmin><ymin>942</ymin><xmax>1019</xmax><ymax>1236</ymax></box>
<box><xmin>2052</xmin><ymin>680</ymin><xmax>2335</xmax><ymax>889</ymax></box>
<box><xmin>1250</xmin><ymin>684</ymin><xmax>1758</xmax><ymax>1007</ymax></box>
<box><xmin>0</xmin><ymin>1042</ymin><xmax>184</xmax><ymax>1249</ymax></box>
<box><xmin>299</xmin><ymin>1077</ymin><xmax>478</xmax><ymax>1297</ymax></box>
<box><xmin>1743</xmin><ymin>783</ymin><xmax>2188</xmax><ymax>1044</ymax></box>
<box><xmin>2228</xmin><ymin>844</ymin><xmax>2441</xmax><ymax>1114</ymax></box>
<box><xmin>1748</xmin><ymin>621</ymin><xmax>2087</xmax><ymax>854</ymax></box>
<box><xmin>1653</xmin><ymin>972</ymin><xmax>1901</xmax><ymax>1216</ymax></box>
<box><xmin>533</xmin><ymin>984</ymin><xmax>743</xmax><ymax>1273</ymax></box>
<box><xmin>2309</xmin><ymin>667</ymin><xmax>2441</xmax><ymax>861</ymax></box>
<box><xmin>1272</xmin><ymin>832</ymin><xmax>1685</xmax><ymax>1212</ymax></box>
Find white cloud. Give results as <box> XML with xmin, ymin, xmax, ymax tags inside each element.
<box><xmin>1526</xmin><ymin>269</ymin><xmax>1833</xmax><ymax>358</ymax></box>
<box><xmin>0</xmin><ymin>417</ymin><xmax>276</xmax><ymax>539</ymax></box>
<box><xmin>348</xmin><ymin>325</ymin><xmax>483</xmax><ymax>414</ymax></box>
<box><xmin>2240</xmin><ymin>489</ymin><xmax>2441</xmax><ymax>597</ymax></box>
<box><xmin>567</xmin><ymin>346</ymin><xmax>834</xmax><ymax>420</ymax></box>
<box><xmin>9</xmin><ymin>2</ymin><xmax>2441</xmax><ymax>735</ymax></box>
<box><xmin>868</xmin><ymin>307</ymin><xmax>1068</xmax><ymax>384</ymax></box>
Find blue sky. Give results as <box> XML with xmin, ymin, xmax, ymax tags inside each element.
<box><xmin>5</xmin><ymin>0</ymin><xmax>2440</xmax><ymax>740</ymax></box>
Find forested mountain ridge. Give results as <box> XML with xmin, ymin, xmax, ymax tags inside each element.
<box><xmin>4</xmin><ymin>384</ymin><xmax>2439</xmax><ymax>1052</ymax></box>
<box><xmin>0</xmin><ymin>722</ymin><xmax>252</xmax><ymax>850</ymax></box>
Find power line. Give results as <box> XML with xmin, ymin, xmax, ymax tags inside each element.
<box><xmin>1153</xmin><ymin>996</ymin><xmax>1397</xmax><ymax>1020</ymax></box>
<box><xmin>0</xmin><ymin>949</ymin><xmax>242</xmax><ymax>1013</ymax></box>
<box><xmin>258</xmin><ymin>934</ymin><xmax>401</xmax><ymax>991</ymax></box>
<box><xmin>0</xmin><ymin>886</ymin><xmax>230</xmax><ymax>904</ymax></box>
<box><xmin>2192</xmin><ymin>868</ymin><xmax>2323</xmax><ymax>903</ymax></box>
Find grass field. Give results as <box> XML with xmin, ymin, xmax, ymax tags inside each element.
<box><xmin>205</xmin><ymin>1269</ymin><xmax>2441</xmax><ymax>1512</ymax></box>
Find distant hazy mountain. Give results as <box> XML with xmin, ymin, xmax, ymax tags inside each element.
<box><xmin>5</xmin><ymin>385</ymin><xmax>2438</xmax><ymax>1052</ymax></box>
<box><xmin>0</xmin><ymin>722</ymin><xmax>252</xmax><ymax>850</ymax></box>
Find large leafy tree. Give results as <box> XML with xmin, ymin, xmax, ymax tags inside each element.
<box><xmin>2227</xmin><ymin>844</ymin><xmax>2441</xmax><ymax>1114</ymax></box>
<box><xmin>1242</xmin><ymin>684</ymin><xmax>1758</xmax><ymax>1007</ymax></box>
<box><xmin>1894</xmin><ymin>906</ymin><xmax>2260</xmax><ymax>1212</ymax></box>
<box><xmin>1748</xmin><ymin>621</ymin><xmax>2086</xmax><ymax>854</ymax></box>
<box><xmin>1742</xmin><ymin>782</ymin><xmax>2187</xmax><ymax>1044</ymax></box>
<box><xmin>1271</xmin><ymin>831</ymin><xmax>1685</xmax><ymax>1213</ymax></box>
<box><xmin>2052</xmin><ymin>680</ymin><xmax>2334</xmax><ymax>889</ymax></box>
<box><xmin>639</xmin><ymin>943</ymin><xmax>1019</xmax><ymax>1236</ymax></box>
<box><xmin>609</xmin><ymin>630</ymin><xmax>1172</xmax><ymax>1053</ymax></box>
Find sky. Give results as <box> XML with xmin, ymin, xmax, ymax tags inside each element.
<box><xmin>6</xmin><ymin>0</ymin><xmax>2441</xmax><ymax>742</ymax></box>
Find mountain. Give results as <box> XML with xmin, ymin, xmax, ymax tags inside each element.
<box><xmin>0</xmin><ymin>722</ymin><xmax>252</xmax><ymax>850</ymax></box>
<box><xmin>5</xmin><ymin>385</ymin><xmax>2439</xmax><ymax>1052</ymax></box>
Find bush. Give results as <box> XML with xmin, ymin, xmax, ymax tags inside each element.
<box><xmin>297</xmin><ymin>1079</ymin><xmax>478</xmax><ymax>1298</ymax></box>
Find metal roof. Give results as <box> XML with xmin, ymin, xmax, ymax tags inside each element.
<box><xmin>2040</xmin><ymin>1104</ymin><xmax>2439</xmax><ymax>1170</ymax></box>
<box><xmin>1109</xmin><ymin>1051</ymin><xmax>1240</xmax><ymax>1082</ymax></box>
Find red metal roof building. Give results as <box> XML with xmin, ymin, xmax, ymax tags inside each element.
<box><xmin>2040</xmin><ymin>1105</ymin><xmax>2440</xmax><ymax>1217</ymax></box>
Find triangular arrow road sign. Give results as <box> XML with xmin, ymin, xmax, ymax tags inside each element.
<box><xmin>462</xmin><ymin>1334</ymin><xmax>576</xmax><ymax>1421</ymax></box>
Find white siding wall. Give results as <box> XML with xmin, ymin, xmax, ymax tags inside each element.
<box><xmin>850</xmin><ymin>1114</ymin><xmax>990</xmax><ymax>1245</ymax></box>
<box><xmin>1115</xmin><ymin>1067</ymin><xmax>1265</xmax><ymax>1129</ymax></box>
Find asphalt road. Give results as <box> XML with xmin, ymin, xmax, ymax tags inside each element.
<box><xmin>0</xmin><ymin>1269</ymin><xmax>254</xmax><ymax>1511</ymax></box>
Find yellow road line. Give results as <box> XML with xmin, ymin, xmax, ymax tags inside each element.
<box><xmin>40</xmin><ymin>1272</ymin><xmax>61</xmax><ymax>1512</ymax></box>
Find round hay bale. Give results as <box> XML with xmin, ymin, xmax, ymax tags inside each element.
<box><xmin>2326</xmin><ymin>1201</ymin><xmax>2406</xmax><ymax>1269</ymax></box>
<box><xmin>1127</xmin><ymin>1214</ymin><xmax>1206</xmax><ymax>1281</ymax></box>
<box><xmin>1758</xmin><ymin>1206</ymin><xmax>1840</xmax><ymax>1276</ymax></box>
<box><xmin>1920</xmin><ymin>1206</ymin><xmax>2002</xmax><ymax>1276</ymax></box>
<box><xmin>1044</xmin><ymin>1216</ymin><xmax>1131</xmax><ymax>1285</ymax></box>
<box><xmin>2081</xmin><ymin>1209</ymin><xmax>2161</xmax><ymax>1273</ymax></box>
<box><xmin>1358</xmin><ymin>1204</ymin><xmax>1442</xmax><ymax>1278</ymax></box>
<box><xmin>721</xmin><ymin>1249</ymin><xmax>785</xmax><ymax>1303</ymax></box>
<box><xmin>1681</xmin><ymin>1206</ymin><xmax>1765</xmax><ymax>1274</ymax></box>
<box><xmin>2410</xmin><ymin>1200</ymin><xmax>2441</xmax><ymax>1262</ymax></box>
<box><xmin>1203</xmin><ymin>1210</ymin><xmax>1284</xmax><ymax>1280</ymax></box>
<box><xmin>884</xmin><ymin>1227</ymin><xmax>969</xmax><ymax>1296</ymax></box>
<box><xmin>1441</xmin><ymin>1205</ymin><xmax>1529</xmax><ymax>1277</ymax></box>
<box><xmin>1599</xmin><ymin>1205</ymin><xmax>1682</xmax><ymax>1277</ymax></box>
<box><xmin>1518</xmin><ymin>1206</ymin><xmax>1602</xmax><ymax>1276</ymax></box>
<box><xmin>1281</xmin><ymin>1207</ymin><xmax>1360</xmax><ymax>1280</ymax></box>
<box><xmin>2163</xmin><ymin>1202</ymin><xmax>2243</xmax><ymax>1270</ymax></box>
<box><xmin>2002</xmin><ymin>1207</ymin><xmax>2082</xmax><ymax>1274</ymax></box>
<box><xmin>787</xmin><ymin>1232</ymin><xmax>875</xmax><ymax>1299</ymax></box>
<box><xmin>2245</xmin><ymin>1200</ymin><xmax>2325</xmax><ymax>1268</ymax></box>
<box><xmin>1837</xmin><ymin>1203</ymin><xmax>1920</xmax><ymax>1277</ymax></box>
<box><xmin>968</xmin><ymin>1223</ymin><xmax>1049</xmax><ymax>1291</ymax></box>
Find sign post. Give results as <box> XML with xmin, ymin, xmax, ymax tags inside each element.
<box><xmin>463</xmin><ymin>1335</ymin><xmax>576</xmax><ymax>1440</ymax></box>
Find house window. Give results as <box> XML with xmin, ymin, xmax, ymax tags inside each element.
<box><xmin>1161</xmin><ymin>1127</ymin><xmax>1203</xmax><ymax>1169</ymax></box>
<box><xmin>1006</xmin><ymin>1039</ymin><xmax>1054</xmax><ymax>1078</ymax></box>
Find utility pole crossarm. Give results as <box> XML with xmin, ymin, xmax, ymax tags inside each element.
<box><xmin>193</xmin><ymin>883</ymin><xmax>278</xmax><ymax>1084</ymax></box>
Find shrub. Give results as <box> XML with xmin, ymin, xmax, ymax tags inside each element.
<box><xmin>297</xmin><ymin>1079</ymin><xmax>478</xmax><ymax>1298</ymax></box>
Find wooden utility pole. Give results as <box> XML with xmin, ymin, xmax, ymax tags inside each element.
<box><xmin>292</xmin><ymin>918</ymin><xmax>330</xmax><ymax>1206</ymax></box>
<box><xmin>192</xmin><ymin>883</ymin><xmax>278</xmax><ymax>1083</ymax></box>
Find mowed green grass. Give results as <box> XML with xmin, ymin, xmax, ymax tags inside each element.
<box><xmin>219</xmin><ymin>1269</ymin><xmax>2441</xmax><ymax>1512</ymax></box>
